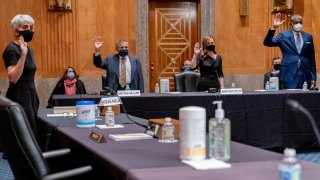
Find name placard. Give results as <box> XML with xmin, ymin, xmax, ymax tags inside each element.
<box><xmin>89</xmin><ymin>130</ymin><xmax>106</xmax><ymax>143</ymax></box>
<box><xmin>99</xmin><ymin>97</ymin><xmax>121</xmax><ymax>106</ymax></box>
<box><xmin>117</xmin><ymin>90</ymin><xmax>141</xmax><ymax>97</ymax></box>
<box><xmin>220</xmin><ymin>88</ymin><xmax>243</xmax><ymax>95</ymax></box>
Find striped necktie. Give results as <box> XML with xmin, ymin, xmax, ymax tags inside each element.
<box><xmin>120</xmin><ymin>57</ymin><xmax>126</xmax><ymax>88</ymax></box>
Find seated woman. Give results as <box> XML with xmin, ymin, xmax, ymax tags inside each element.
<box><xmin>47</xmin><ymin>66</ymin><xmax>86</xmax><ymax>108</ymax></box>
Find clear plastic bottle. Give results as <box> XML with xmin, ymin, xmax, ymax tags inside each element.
<box><xmin>279</xmin><ymin>148</ymin><xmax>301</xmax><ymax>180</ymax></box>
<box><xmin>161</xmin><ymin>117</ymin><xmax>174</xmax><ymax>142</ymax></box>
<box><xmin>125</xmin><ymin>84</ymin><xmax>131</xmax><ymax>90</ymax></box>
<box><xmin>155</xmin><ymin>83</ymin><xmax>160</xmax><ymax>93</ymax></box>
<box><xmin>94</xmin><ymin>104</ymin><xmax>101</xmax><ymax>120</ymax></box>
<box><xmin>209</xmin><ymin>101</ymin><xmax>231</xmax><ymax>161</ymax></box>
<box><xmin>265</xmin><ymin>81</ymin><xmax>270</xmax><ymax>91</ymax></box>
<box><xmin>105</xmin><ymin>106</ymin><xmax>115</xmax><ymax>127</ymax></box>
<box><xmin>302</xmin><ymin>81</ymin><xmax>308</xmax><ymax>91</ymax></box>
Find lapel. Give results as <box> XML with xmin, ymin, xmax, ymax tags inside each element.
<box><xmin>129</xmin><ymin>56</ymin><xmax>136</xmax><ymax>82</ymax></box>
<box><xmin>289</xmin><ymin>30</ymin><xmax>299</xmax><ymax>54</ymax></box>
<box><xmin>113</xmin><ymin>55</ymin><xmax>120</xmax><ymax>78</ymax></box>
<box><xmin>300</xmin><ymin>31</ymin><xmax>307</xmax><ymax>54</ymax></box>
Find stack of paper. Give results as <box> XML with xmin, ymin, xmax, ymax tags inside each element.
<box><xmin>108</xmin><ymin>133</ymin><xmax>153</xmax><ymax>141</ymax></box>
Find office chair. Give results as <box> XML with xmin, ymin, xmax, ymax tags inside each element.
<box><xmin>173</xmin><ymin>71</ymin><xmax>200</xmax><ymax>92</ymax></box>
<box><xmin>0</xmin><ymin>96</ymin><xmax>92</xmax><ymax>180</ymax></box>
<box><xmin>102</xmin><ymin>74</ymin><xmax>107</xmax><ymax>90</ymax></box>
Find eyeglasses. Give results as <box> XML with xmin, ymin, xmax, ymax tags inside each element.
<box><xmin>63</xmin><ymin>112</ymin><xmax>76</xmax><ymax>118</ymax></box>
<box><xmin>67</xmin><ymin>70</ymin><xmax>74</xmax><ymax>72</ymax></box>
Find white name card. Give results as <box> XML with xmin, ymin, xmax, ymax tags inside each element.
<box><xmin>220</xmin><ymin>88</ymin><xmax>243</xmax><ymax>94</ymax></box>
<box><xmin>99</xmin><ymin>97</ymin><xmax>121</xmax><ymax>106</ymax></box>
<box><xmin>117</xmin><ymin>90</ymin><xmax>141</xmax><ymax>97</ymax></box>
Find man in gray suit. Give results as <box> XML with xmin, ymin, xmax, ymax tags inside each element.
<box><xmin>93</xmin><ymin>37</ymin><xmax>144</xmax><ymax>92</ymax></box>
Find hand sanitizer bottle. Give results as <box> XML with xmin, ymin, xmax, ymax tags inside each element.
<box><xmin>209</xmin><ymin>101</ymin><xmax>231</xmax><ymax>161</ymax></box>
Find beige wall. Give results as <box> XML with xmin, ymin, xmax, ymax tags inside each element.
<box><xmin>1</xmin><ymin>0</ymin><xmax>320</xmax><ymax>107</ymax></box>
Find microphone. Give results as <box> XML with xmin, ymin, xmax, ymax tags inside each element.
<box><xmin>105</xmin><ymin>86</ymin><xmax>147</xmax><ymax>128</ymax></box>
<box><xmin>286</xmin><ymin>99</ymin><xmax>320</xmax><ymax>145</ymax></box>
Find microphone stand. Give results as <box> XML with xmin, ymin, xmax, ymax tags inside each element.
<box><xmin>286</xmin><ymin>99</ymin><xmax>320</xmax><ymax>145</ymax></box>
<box><xmin>105</xmin><ymin>87</ymin><xmax>147</xmax><ymax>128</ymax></box>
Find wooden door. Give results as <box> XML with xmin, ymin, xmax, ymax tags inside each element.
<box><xmin>149</xmin><ymin>0</ymin><xmax>199</xmax><ymax>92</ymax></box>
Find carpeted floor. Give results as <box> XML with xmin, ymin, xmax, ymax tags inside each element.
<box><xmin>0</xmin><ymin>152</ymin><xmax>13</xmax><ymax>180</ymax></box>
<box><xmin>1</xmin><ymin>150</ymin><xmax>320</xmax><ymax>179</ymax></box>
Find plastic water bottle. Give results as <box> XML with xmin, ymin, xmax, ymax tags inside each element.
<box><xmin>105</xmin><ymin>106</ymin><xmax>115</xmax><ymax>127</ymax></box>
<box><xmin>302</xmin><ymin>81</ymin><xmax>308</xmax><ymax>91</ymax></box>
<box><xmin>94</xmin><ymin>104</ymin><xmax>101</xmax><ymax>120</ymax></box>
<box><xmin>209</xmin><ymin>101</ymin><xmax>231</xmax><ymax>161</ymax></box>
<box><xmin>155</xmin><ymin>83</ymin><xmax>160</xmax><ymax>93</ymax></box>
<box><xmin>125</xmin><ymin>84</ymin><xmax>131</xmax><ymax>90</ymax></box>
<box><xmin>161</xmin><ymin>117</ymin><xmax>174</xmax><ymax>142</ymax></box>
<box><xmin>265</xmin><ymin>81</ymin><xmax>270</xmax><ymax>91</ymax></box>
<box><xmin>279</xmin><ymin>148</ymin><xmax>301</xmax><ymax>180</ymax></box>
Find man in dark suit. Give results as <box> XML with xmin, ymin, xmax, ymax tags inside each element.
<box><xmin>263</xmin><ymin>13</ymin><xmax>316</xmax><ymax>89</ymax></box>
<box><xmin>264</xmin><ymin>57</ymin><xmax>282</xmax><ymax>89</ymax></box>
<box><xmin>93</xmin><ymin>37</ymin><xmax>144</xmax><ymax>92</ymax></box>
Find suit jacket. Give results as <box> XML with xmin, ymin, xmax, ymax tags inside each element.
<box><xmin>93</xmin><ymin>54</ymin><xmax>144</xmax><ymax>92</ymax></box>
<box><xmin>47</xmin><ymin>78</ymin><xmax>86</xmax><ymax>108</ymax></box>
<box><xmin>263</xmin><ymin>29</ymin><xmax>316</xmax><ymax>83</ymax></box>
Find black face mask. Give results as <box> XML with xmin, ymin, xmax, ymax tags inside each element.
<box><xmin>18</xmin><ymin>29</ymin><xmax>34</xmax><ymax>42</ymax></box>
<box><xmin>119</xmin><ymin>49</ymin><xmax>129</xmax><ymax>57</ymax></box>
<box><xmin>273</xmin><ymin>64</ymin><xmax>281</xmax><ymax>71</ymax></box>
<box><xmin>206</xmin><ymin>45</ymin><xmax>215</xmax><ymax>52</ymax></box>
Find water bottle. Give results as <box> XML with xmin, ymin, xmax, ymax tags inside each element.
<box><xmin>279</xmin><ymin>148</ymin><xmax>301</xmax><ymax>180</ymax></box>
<box><xmin>302</xmin><ymin>81</ymin><xmax>308</xmax><ymax>91</ymax></box>
<box><xmin>125</xmin><ymin>84</ymin><xmax>131</xmax><ymax>90</ymax></box>
<box><xmin>155</xmin><ymin>83</ymin><xmax>160</xmax><ymax>93</ymax></box>
<box><xmin>94</xmin><ymin>104</ymin><xmax>101</xmax><ymax>120</ymax></box>
<box><xmin>265</xmin><ymin>81</ymin><xmax>270</xmax><ymax>91</ymax></box>
<box><xmin>105</xmin><ymin>106</ymin><xmax>115</xmax><ymax>127</ymax></box>
<box><xmin>161</xmin><ymin>117</ymin><xmax>174</xmax><ymax>142</ymax></box>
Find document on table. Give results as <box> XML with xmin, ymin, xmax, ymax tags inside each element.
<box><xmin>182</xmin><ymin>159</ymin><xmax>231</xmax><ymax>170</ymax></box>
<box><xmin>108</xmin><ymin>133</ymin><xmax>153</xmax><ymax>141</ymax></box>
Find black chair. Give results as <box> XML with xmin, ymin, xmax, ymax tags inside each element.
<box><xmin>173</xmin><ymin>71</ymin><xmax>200</xmax><ymax>92</ymax></box>
<box><xmin>0</xmin><ymin>96</ymin><xmax>92</xmax><ymax>180</ymax></box>
<box><xmin>102</xmin><ymin>74</ymin><xmax>107</xmax><ymax>90</ymax></box>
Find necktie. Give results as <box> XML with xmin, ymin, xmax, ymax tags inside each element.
<box><xmin>120</xmin><ymin>57</ymin><xmax>126</xmax><ymax>88</ymax></box>
<box><xmin>296</xmin><ymin>33</ymin><xmax>302</xmax><ymax>53</ymax></box>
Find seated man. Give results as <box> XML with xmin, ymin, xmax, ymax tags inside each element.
<box><xmin>182</xmin><ymin>60</ymin><xmax>199</xmax><ymax>73</ymax></box>
<box><xmin>264</xmin><ymin>57</ymin><xmax>282</xmax><ymax>89</ymax></box>
<box><xmin>93</xmin><ymin>37</ymin><xmax>144</xmax><ymax>92</ymax></box>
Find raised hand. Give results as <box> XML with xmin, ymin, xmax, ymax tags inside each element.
<box><xmin>18</xmin><ymin>36</ymin><xmax>28</xmax><ymax>56</ymax></box>
<box><xmin>194</xmin><ymin>42</ymin><xmax>201</xmax><ymax>55</ymax></box>
<box><xmin>272</xmin><ymin>13</ymin><xmax>285</xmax><ymax>29</ymax></box>
<box><xmin>93</xmin><ymin>36</ymin><xmax>103</xmax><ymax>52</ymax></box>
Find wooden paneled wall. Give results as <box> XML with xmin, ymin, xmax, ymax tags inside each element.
<box><xmin>0</xmin><ymin>0</ymin><xmax>136</xmax><ymax>78</ymax></box>
<box><xmin>0</xmin><ymin>0</ymin><xmax>319</xmax><ymax>79</ymax></box>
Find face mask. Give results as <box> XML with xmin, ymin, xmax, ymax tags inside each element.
<box><xmin>67</xmin><ymin>72</ymin><xmax>75</xmax><ymax>79</ymax></box>
<box><xmin>183</xmin><ymin>66</ymin><xmax>192</xmax><ymax>71</ymax></box>
<box><xmin>18</xmin><ymin>29</ymin><xmax>34</xmax><ymax>42</ymax></box>
<box><xmin>293</xmin><ymin>23</ymin><xmax>303</xmax><ymax>32</ymax></box>
<box><xmin>273</xmin><ymin>64</ymin><xmax>281</xmax><ymax>71</ymax></box>
<box><xmin>119</xmin><ymin>49</ymin><xmax>129</xmax><ymax>57</ymax></box>
<box><xmin>206</xmin><ymin>45</ymin><xmax>215</xmax><ymax>52</ymax></box>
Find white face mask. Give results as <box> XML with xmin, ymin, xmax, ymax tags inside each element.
<box><xmin>293</xmin><ymin>23</ymin><xmax>303</xmax><ymax>32</ymax></box>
